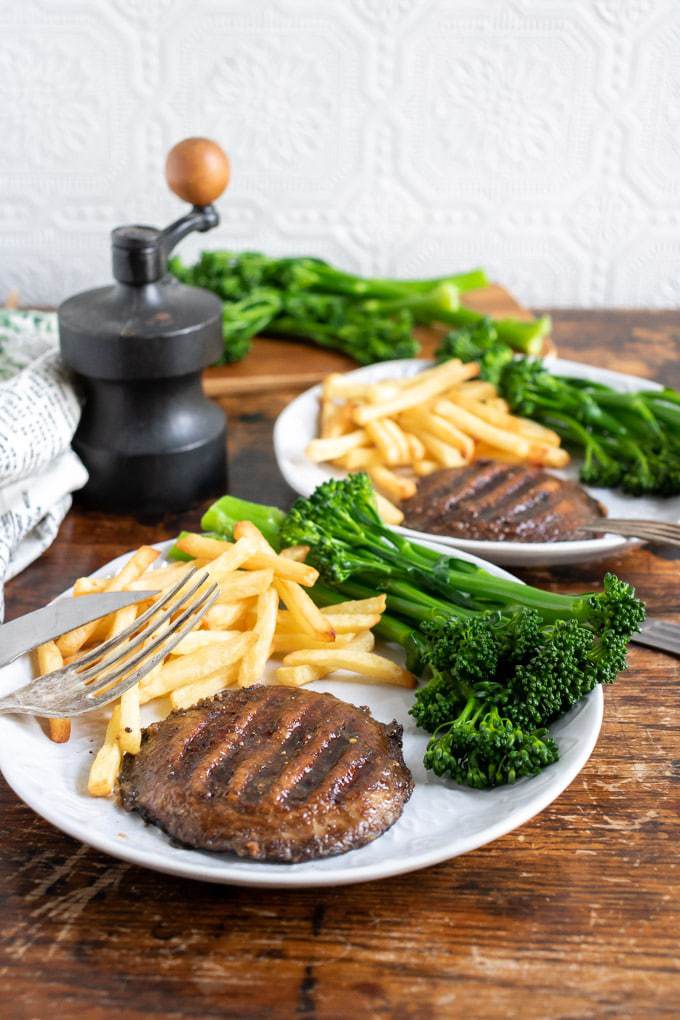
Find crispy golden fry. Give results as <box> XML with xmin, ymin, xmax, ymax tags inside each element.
<box><xmin>352</xmin><ymin>360</ymin><xmax>479</xmax><ymax>425</ymax></box>
<box><xmin>413</xmin><ymin>458</ymin><xmax>439</xmax><ymax>477</ymax></box>
<box><xmin>282</xmin><ymin>649</ymin><xmax>415</xmax><ymax>688</ymax></box>
<box><xmin>36</xmin><ymin>641</ymin><xmax>70</xmax><ymax>743</ymax></box>
<box><xmin>365</xmin><ymin>419</ymin><xmax>410</xmax><ymax>466</ymax></box>
<box><xmin>140</xmin><ymin>632</ymin><xmax>255</xmax><ymax>703</ymax></box>
<box><xmin>279</xmin><ymin>545</ymin><xmax>310</xmax><ymax>563</ymax></box>
<box><xmin>271</xmin><ymin>631</ymin><xmax>371</xmax><ymax>653</ymax></box>
<box><xmin>73</xmin><ymin>577</ymin><xmax>106</xmax><ymax>595</ymax></box>
<box><xmin>528</xmin><ymin>444</ymin><xmax>570</xmax><ymax>468</ymax></box>
<box><xmin>202</xmin><ymin>601</ymin><xmax>252</xmax><ymax>630</ymax></box>
<box><xmin>322</xmin><ymin>401</ymin><xmax>355</xmax><ymax>439</ymax></box>
<box><xmin>58</xmin><ymin>546</ymin><xmax>159</xmax><ymax>658</ymax></box>
<box><xmin>320</xmin><ymin>594</ymin><xmax>387</xmax><ymax>615</ymax></box>
<box><xmin>404</xmin><ymin>431</ymin><xmax>426</xmax><ymax>462</ymax></box>
<box><xmin>305</xmin><ymin>430</ymin><xmax>368</xmax><ymax>464</ymax></box>
<box><xmin>88</xmin><ymin>705</ymin><xmax>122</xmax><ymax>797</ymax></box>
<box><xmin>375</xmin><ymin>492</ymin><xmax>404</xmax><ymax>525</ymax></box>
<box><xmin>416</xmin><ymin>430</ymin><xmax>466</xmax><ymax>469</ymax></box>
<box><xmin>169</xmin><ymin>630</ymin><xmax>243</xmax><ymax>655</ymax></box>
<box><xmin>400</xmin><ymin>407</ymin><xmax>475</xmax><ymax>459</ymax></box>
<box><xmin>215</xmin><ymin>569</ymin><xmax>274</xmax><ymax>602</ymax></box>
<box><xmin>334</xmin><ymin>447</ymin><xmax>380</xmax><ymax>470</ymax></box>
<box><xmin>169</xmin><ymin>667</ymin><xmax>239</xmax><ymax>710</ymax></box>
<box><xmin>118</xmin><ymin>683</ymin><xmax>141</xmax><ymax>755</ymax></box>
<box><xmin>367</xmin><ymin>464</ymin><xmax>417</xmax><ymax>503</ymax></box>
<box><xmin>453</xmin><ymin>393</ymin><xmax>562</xmax><ymax>447</ymax></box>
<box><xmin>274</xmin><ymin>579</ymin><xmax>335</xmax><ymax>641</ymax></box>
<box><xmin>128</xmin><ymin>562</ymin><xmax>192</xmax><ymax>591</ymax></box>
<box><xmin>274</xmin><ymin>632</ymin><xmax>376</xmax><ymax>686</ymax></box>
<box><xmin>448</xmin><ymin>380</ymin><xmax>498</xmax><ymax>401</ymax></box>
<box><xmin>435</xmin><ymin>398</ymin><xmax>531</xmax><ymax>456</ymax></box>
<box><xmin>238</xmin><ymin>587</ymin><xmax>278</xmax><ymax>687</ymax></box>
<box><xmin>277</xmin><ymin>610</ymin><xmax>381</xmax><ymax>634</ymax></box>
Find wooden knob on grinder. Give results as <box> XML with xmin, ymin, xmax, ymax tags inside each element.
<box><xmin>165</xmin><ymin>138</ymin><xmax>231</xmax><ymax>207</ymax></box>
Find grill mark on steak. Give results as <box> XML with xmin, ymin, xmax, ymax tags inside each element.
<box><xmin>403</xmin><ymin>460</ymin><xmax>606</xmax><ymax>543</ymax></box>
<box><xmin>119</xmin><ymin>686</ymin><xmax>413</xmax><ymax>862</ymax></box>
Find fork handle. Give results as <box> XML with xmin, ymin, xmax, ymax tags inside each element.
<box><xmin>578</xmin><ymin>519</ymin><xmax>680</xmax><ymax>548</ymax></box>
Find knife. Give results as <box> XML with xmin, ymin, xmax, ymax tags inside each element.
<box><xmin>632</xmin><ymin>618</ymin><xmax>680</xmax><ymax>657</ymax></box>
<box><xmin>0</xmin><ymin>590</ymin><xmax>157</xmax><ymax>668</ymax></box>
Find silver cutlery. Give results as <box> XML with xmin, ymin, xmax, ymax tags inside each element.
<box><xmin>0</xmin><ymin>567</ymin><xmax>218</xmax><ymax>718</ymax></box>
<box><xmin>632</xmin><ymin>618</ymin><xmax>680</xmax><ymax>656</ymax></box>
<box><xmin>578</xmin><ymin>518</ymin><xmax>680</xmax><ymax>548</ymax></box>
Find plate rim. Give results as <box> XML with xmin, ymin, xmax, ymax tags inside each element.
<box><xmin>0</xmin><ymin>538</ymin><xmax>603</xmax><ymax>888</ymax></box>
<box><xmin>273</xmin><ymin>356</ymin><xmax>670</xmax><ymax>564</ymax></box>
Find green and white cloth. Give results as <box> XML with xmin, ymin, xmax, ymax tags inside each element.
<box><xmin>0</xmin><ymin>311</ymin><xmax>87</xmax><ymax>618</ymax></box>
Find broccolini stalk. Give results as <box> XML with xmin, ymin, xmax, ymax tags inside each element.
<box><xmin>443</xmin><ymin>306</ymin><xmax>551</xmax><ymax>356</ymax></box>
<box><xmin>200</xmin><ymin>494</ymin><xmax>285</xmax><ymax>550</ymax></box>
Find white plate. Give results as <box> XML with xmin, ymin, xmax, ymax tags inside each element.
<box><xmin>274</xmin><ymin>358</ymin><xmax>680</xmax><ymax>566</ymax></box>
<box><xmin>0</xmin><ymin>539</ymin><xmax>602</xmax><ymax>888</ymax></box>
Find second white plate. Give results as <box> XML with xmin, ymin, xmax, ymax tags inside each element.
<box><xmin>274</xmin><ymin>357</ymin><xmax>680</xmax><ymax>566</ymax></box>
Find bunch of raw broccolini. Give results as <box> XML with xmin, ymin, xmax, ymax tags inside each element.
<box><xmin>169</xmin><ymin>250</ymin><xmax>551</xmax><ymax>364</ymax></box>
<box><xmin>171</xmin><ymin>474</ymin><xmax>645</xmax><ymax>790</ymax></box>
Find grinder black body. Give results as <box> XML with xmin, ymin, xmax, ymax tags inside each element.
<box><xmin>58</xmin><ymin>139</ymin><xmax>230</xmax><ymax>514</ymax></box>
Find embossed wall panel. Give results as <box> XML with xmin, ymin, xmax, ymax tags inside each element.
<box><xmin>0</xmin><ymin>0</ymin><xmax>677</xmax><ymax>307</ymax></box>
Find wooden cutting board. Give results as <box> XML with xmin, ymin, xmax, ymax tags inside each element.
<box><xmin>202</xmin><ymin>283</ymin><xmax>541</xmax><ymax>397</ymax></box>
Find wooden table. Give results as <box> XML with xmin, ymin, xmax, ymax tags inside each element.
<box><xmin>2</xmin><ymin>311</ymin><xmax>679</xmax><ymax>1019</ymax></box>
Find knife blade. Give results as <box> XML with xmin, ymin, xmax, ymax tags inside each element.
<box><xmin>631</xmin><ymin>618</ymin><xmax>680</xmax><ymax>657</ymax></box>
<box><xmin>0</xmin><ymin>590</ymin><xmax>157</xmax><ymax>667</ymax></box>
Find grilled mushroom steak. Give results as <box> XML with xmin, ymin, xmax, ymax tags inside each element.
<box><xmin>119</xmin><ymin>685</ymin><xmax>413</xmax><ymax>862</ymax></box>
<box><xmin>403</xmin><ymin>460</ymin><xmax>606</xmax><ymax>543</ymax></box>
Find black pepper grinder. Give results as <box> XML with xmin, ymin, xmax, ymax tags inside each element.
<box><xmin>59</xmin><ymin>138</ymin><xmax>230</xmax><ymax>514</ymax></box>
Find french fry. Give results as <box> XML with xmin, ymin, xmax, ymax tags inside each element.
<box><xmin>271</xmin><ymin>631</ymin><xmax>369</xmax><ymax>653</ymax></box>
<box><xmin>276</xmin><ymin>610</ymin><xmax>381</xmax><ymax>634</ymax></box>
<box><xmin>215</xmin><ymin>569</ymin><xmax>274</xmax><ymax>602</ymax></box>
<box><xmin>202</xmin><ymin>601</ymin><xmax>251</xmax><ymax>630</ymax></box>
<box><xmin>274</xmin><ymin>632</ymin><xmax>376</xmax><ymax>686</ymax></box>
<box><xmin>118</xmin><ymin>683</ymin><xmax>141</xmax><ymax>755</ymax></box>
<box><xmin>400</xmin><ymin>407</ymin><xmax>475</xmax><ymax>459</ymax></box>
<box><xmin>353</xmin><ymin>360</ymin><xmax>478</xmax><ymax>424</ymax></box>
<box><xmin>128</xmin><ymin>562</ymin><xmax>192</xmax><ymax>591</ymax></box>
<box><xmin>232</xmin><ymin>523</ymin><xmax>319</xmax><ymax>586</ymax></box>
<box><xmin>36</xmin><ymin>641</ymin><xmax>70</xmax><ymax>743</ymax></box>
<box><xmin>404</xmin><ymin>431</ymin><xmax>426</xmax><ymax>462</ymax></box>
<box><xmin>88</xmin><ymin>705</ymin><xmax>122</xmax><ymax>797</ymax></box>
<box><xmin>274</xmin><ymin>579</ymin><xmax>335</xmax><ymax>641</ymax></box>
<box><xmin>367</xmin><ymin>464</ymin><xmax>416</xmax><ymax>503</ymax></box>
<box><xmin>170</xmin><ymin>630</ymin><xmax>243</xmax><ymax>655</ymax></box>
<box><xmin>140</xmin><ymin>633</ymin><xmax>255</xmax><ymax>702</ymax></box>
<box><xmin>238</xmin><ymin>587</ymin><xmax>278</xmax><ymax>687</ymax></box>
<box><xmin>334</xmin><ymin>447</ymin><xmax>380</xmax><ymax>470</ymax></box>
<box><xmin>320</xmin><ymin>594</ymin><xmax>386</xmax><ymax>615</ymax></box>
<box><xmin>528</xmin><ymin>444</ymin><xmax>570</xmax><ymax>468</ymax></box>
<box><xmin>279</xmin><ymin>545</ymin><xmax>310</xmax><ymax>562</ymax></box>
<box><xmin>169</xmin><ymin>667</ymin><xmax>239</xmax><ymax>710</ymax></box>
<box><xmin>417</xmin><ymin>431</ymin><xmax>466</xmax><ymax>469</ymax></box>
<box><xmin>413</xmin><ymin>458</ymin><xmax>439</xmax><ymax>477</ymax></box>
<box><xmin>435</xmin><ymin>398</ymin><xmax>531</xmax><ymax>456</ymax></box>
<box><xmin>448</xmin><ymin>380</ymin><xmax>498</xmax><ymax>400</ymax></box>
<box><xmin>58</xmin><ymin>546</ymin><xmax>159</xmax><ymax>657</ymax></box>
<box><xmin>281</xmin><ymin>649</ymin><xmax>415</xmax><ymax>688</ymax></box>
<box><xmin>321</xmin><ymin>401</ymin><xmax>355</xmax><ymax>439</ymax></box>
<box><xmin>365</xmin><ymin>419</ymin><xmax>409</xmax><ymax>466</ymax></box>
<box><xmin>305</xmin><ymin>430</ymin><xmax>368</xmax><ymax>464</ymax></box>
<box><xmin>454</xmin><ymin>393</ymin><xmax>562</xmax><ymax>447</ymax></box>
<box><xmin>375</xmin><ymin>492</ymin><xmax>404</xmax><ymax>525</ymax></box>
<box><xmin>73</xmin><ymin>577</ymin><xmax>107</xmax><ymax>595</ymax></box>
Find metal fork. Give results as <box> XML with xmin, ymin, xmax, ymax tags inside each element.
<box><xmin>0</xmin><ymin>567</ymin><xmax>219</xmax><ymax>718</ymax></box>
<box><xmin>578</xmin><ymin>518</ymin><xmax>680</xmax><ymax>549</ymax></box>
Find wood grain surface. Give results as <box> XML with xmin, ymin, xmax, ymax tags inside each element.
<box><xmin>1</xmin><ymin>311</ymin><xmax>679</xmax><ymax>1020</ymax></box>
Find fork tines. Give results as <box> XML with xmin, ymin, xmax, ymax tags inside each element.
<box><xmin>71</xmin><ymin>567</ymin><xmax>219</xmax><ymax>703</ymax></box>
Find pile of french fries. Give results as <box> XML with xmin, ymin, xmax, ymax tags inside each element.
<box><xmin>35</xmin><ymin>522</ymin><xmax>414</xmax><ymax>798</ymax></box>
<box><xmin>306</xmin><ymin>359</ymin><xmax>569</xmax><ymax>524</ymax></box>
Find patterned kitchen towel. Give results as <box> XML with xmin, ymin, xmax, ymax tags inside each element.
<box><xmin>0</xmin><ymin>310</ymin><xmax>88</xmax><ymax>619</ymax></box>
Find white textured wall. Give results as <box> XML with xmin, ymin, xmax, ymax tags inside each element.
<box><xmin>1</xmin><ymin>0</ymin><xmax>679</xmax><ymax>308</ymax></box>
